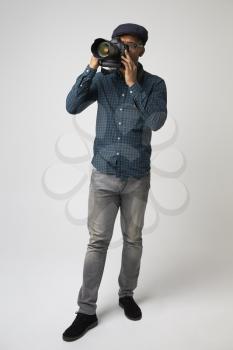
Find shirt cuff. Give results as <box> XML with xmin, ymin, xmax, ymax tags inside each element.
<box><xmin>83</xmin><ymin>64</ymin><xmax>97</xmax><ymax>78</ymax></box>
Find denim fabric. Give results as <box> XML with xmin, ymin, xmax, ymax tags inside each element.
<box><xmin>77</xmin><ymin>167</ymin><xmax>150</xmax><ymax>315</ymax></box>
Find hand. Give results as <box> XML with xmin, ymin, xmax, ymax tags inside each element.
<box><xmin>121</xmin><ymin>50</ymin><xmax>137</xmax><ymax>87</ymax></box>
<box><xmin>89</xmin><ymin>55</ymin><xmax>99</xmax><ymax>69</ymax></box>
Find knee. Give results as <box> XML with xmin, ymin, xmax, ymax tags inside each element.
<box><xmin>123</xmin><ymin>234</ymin><xmax>142</xmax><ymax>247</ymax></box>
<box><xmin>87</xmin><ymin>234</ymin><xmax>110</xmax><ymax>252</ymax></box>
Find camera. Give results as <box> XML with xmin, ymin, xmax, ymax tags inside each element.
<box><xmin>91</xmin><ymin>37</ymin><xmax>129</xmax><ymax>70</ymax></box>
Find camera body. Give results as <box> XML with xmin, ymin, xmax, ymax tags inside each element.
<box><xmin>91</xmin><ymin>37</ymin><xmax>129</xmax><ymax>69</ymax></box>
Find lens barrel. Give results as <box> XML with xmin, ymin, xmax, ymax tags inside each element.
<box><xmin>91</xmin><ymin>37</ymin><xmax>128</xmax><ymax>68</ymax></box>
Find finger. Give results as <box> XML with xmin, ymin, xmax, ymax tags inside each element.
<box><xmin>122</xmin><ymin>58</ymin><xmax>130</xmax><ymax>65</ymax></box>
<box><xmin>122</xmin><ymin>56</ymin><xmax>135</xmax><ymax>69</ymax></box>
<box><xmin>125</xmin><ymin>49</ymin><xmax>130</xmax><ymax>57</ymax></box>
<box><xmin>121</xmin><ymin>63</ymin><xmax>130</xmax><ymax>73</ymax></box>
<box><xmin>121</xmin><ymin>57</ymin><xmax>133</xmax><ymax>69</ymax></box>
<box><xmin>121</xmin><ymin>60</ymin><xmax>129</xmax><ymax>70</ymax></box>
<box><xmin>124</xmin><ymin>50</ymin><xmax>133</xmax><ymax>61</ymax></box>
<box><xmin>121</xmin><ymin>55</ymin><xmax>130</xmax><ymax>63</ymax></box>
<box><xmin>122</xmin><ymin>61</ymin><xmax>133</xmax><ymax>72</ymax></box>
<box><xmin>122</xmin><ymin>50</ymin><xmax>131</xmax><ymax>59</ymax></box>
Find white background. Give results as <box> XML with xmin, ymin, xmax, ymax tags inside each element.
<box><xmin>0</xmin><ymin>0</ymin><xmax>232</xmax><ymax>349</ymax></box>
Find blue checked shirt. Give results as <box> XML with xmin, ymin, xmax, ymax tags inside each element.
<box><xmin>66</xmin><ymin>61</ymin><xmax>167</xmax><ymax>180</ymax></box>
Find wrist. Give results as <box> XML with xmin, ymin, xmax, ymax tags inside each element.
<box><xmin>89</xmin><ymin>64</ymin><xmax>98</xmax><ymax>70</ymax></box>
<box><xmin>89</xmin><ymin>65</ymin><xmax>98</xmax><ymax>70</ymax></box>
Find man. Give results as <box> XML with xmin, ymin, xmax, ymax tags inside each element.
<box><xmin>63</xmin><ymin>23</ymin><xmax>167</xmax><ymax>341</ymax></box>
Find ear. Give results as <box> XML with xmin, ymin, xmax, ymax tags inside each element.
<box><xmin>139</xmin><ymin>47</ymin><xmax>145</xmax><ymax>57</ymax></box>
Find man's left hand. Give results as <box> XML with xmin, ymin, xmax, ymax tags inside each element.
<box><xmin>121</xmin><ymin>50</ymin><xmax>137</xmax><ymax>87</ymax></box>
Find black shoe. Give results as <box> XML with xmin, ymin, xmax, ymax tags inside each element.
<box><xmin>62</xmin><ymin>312</ymin><xmax>98</xmax><ymax>341</ymax></box>
<box><xmin>119</xmin><ymin>296</ymin><xmax>142</xmax><ymax>320</ymax></box>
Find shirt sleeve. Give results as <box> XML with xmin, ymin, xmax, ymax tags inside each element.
<box><xmin>128</xmin><ymin>78</ymin><xmax>167</xmax><ymax>131</ymax></box>
<box><xmin>66</xmin><ymin>64</ymin><xmax>98</xmax><ymax>115</ymax></box>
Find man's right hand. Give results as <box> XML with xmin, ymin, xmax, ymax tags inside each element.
<box><xmin>89</xmin><ymin>56</ymin><xmax>100</xmax><ymax>70</ymax></box>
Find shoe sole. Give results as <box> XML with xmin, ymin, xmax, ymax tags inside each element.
<box><xmin>62</xmin><ymin>320</ymin><xmax>98</xmax><ymax>342</ymax></box>
<box><xmin>119</xmin><ymin>302</ymin><xmax>142</xmax><ymax>321</ymax></box>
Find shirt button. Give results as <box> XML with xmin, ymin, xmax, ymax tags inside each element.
<box><xmin>86</xmin><ymin>69</ymin><xmax>89</xmax><ymax>72</ymax></box>
<box><xmin>118</xmin><ymin>137</ymin><xmax>120</xmax><ymax>140</ymax></box>
<box><xmin>118</xmin><ymin>121</ymin><xmax>122</xmax><ymax>125</ymax></box>
<box><xmin>116</xmin><ymin>152</ymin><xmax>119</xmax><ymax>155</ymax></box>
<box><xmin>121</xmin><ymin>93</ymin><xmax>125</xmax><ymax>97</ymax></box>
<box><xmin>130</xmin><ymin>90</ymin><xmax>133</xmax><ymax>93</ymax></box>
<box><xmin>80</xmin><ymin>84</ymin><xmax>83</xmax><ymax>87</ymax></box>
<box><xmin>120</xmin><ymin>108</ymin><xmax>123</xmax><ymax>111</ymax></box>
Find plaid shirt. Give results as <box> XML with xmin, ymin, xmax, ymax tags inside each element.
<box><xmin>66</xmin><ymin>62</ymin><xmax>167</xmax><ymax>180</ymax></box>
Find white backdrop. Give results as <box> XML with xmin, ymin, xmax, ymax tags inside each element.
<box><xmin>1</xmin><ymin>0</ymin><xmax>232</xmax><ymax>349</ymax></box>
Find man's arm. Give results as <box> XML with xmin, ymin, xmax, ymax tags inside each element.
<box><xmin>66</xmin><ymin>64</ymin><xmax>99</xmax><ymax>115</ymax></box>
<box><xmin>128</xmin><ymin>78</ymin><xmax>167</xmax><ymax>131</ymax></box>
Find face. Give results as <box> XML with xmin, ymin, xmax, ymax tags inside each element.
<box><xmin>119</xmin><ymin>34</ymin><xmax>145</xmax><ymax>64</ymax></box>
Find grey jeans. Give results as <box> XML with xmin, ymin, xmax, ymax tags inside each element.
<box><xmin>77</xmin><ymin>166</ymin><xmax>151</xmax><ymax>315</ymax></box>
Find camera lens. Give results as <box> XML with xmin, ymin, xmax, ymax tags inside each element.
<box><xmin>91</xmin><ymin>38</ymin><xmax>123</xmax><ymax>69</ymax></box>
<box><xmin>97</xmin><ymin>42</ymin><xmax>110</xmax><ymax>57</ymax></box>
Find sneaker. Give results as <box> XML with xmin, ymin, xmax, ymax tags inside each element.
<box><xmin>62</xmin><ymin>312</ymin><xmax>98</xmax><ymax>341</ymax></box>
<box><xmin>119</xmin><ymin>296</ymin><xmax>142</xmax><ymax>320</ymax></box>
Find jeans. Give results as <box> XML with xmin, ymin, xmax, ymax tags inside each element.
<box><xmin>77</xmin><ymin>166</ymin><xmax>151</xmax><ymax>315</ymax></box>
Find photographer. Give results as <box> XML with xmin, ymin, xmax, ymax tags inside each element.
<box><xmin>63</xmin><ymin>23</ymin><xmax>167</xmax><ymax>341</ymax></box>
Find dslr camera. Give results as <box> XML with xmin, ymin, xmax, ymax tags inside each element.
<box><xmin>91</xmin><ymin>37</ymin><xmax>129</xmax><ymax>70</ymax></box>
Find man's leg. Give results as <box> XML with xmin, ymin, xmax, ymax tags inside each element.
<box><xmin>118</xmin><ymin>173</ymin><xmax>150</xmax><ymax>298</ymax></box>
<box><xmin>77</xmin><ymin>170</ymin><xmax>121</xmax><ymax>315</ymax></box>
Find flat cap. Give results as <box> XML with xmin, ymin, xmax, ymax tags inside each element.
<box><xmin>111</xmin><ymin>23</ymin><xmax>148</xmax><ymax>45</ymax></box>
